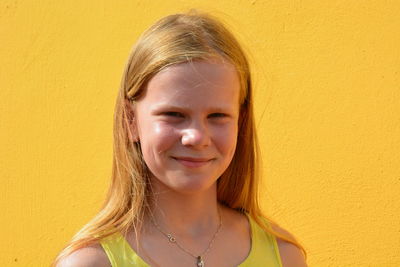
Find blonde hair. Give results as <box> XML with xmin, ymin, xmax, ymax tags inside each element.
<box><xmin>53</xmin><ymin>10</ymin><xmax>305</xmax><ymax>265</ymax></box>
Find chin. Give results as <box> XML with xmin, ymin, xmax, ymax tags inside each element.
<box><xmin>156</xmin><ymin>174</ymin><xmax>218</xmax><ymax>195</ymax></box>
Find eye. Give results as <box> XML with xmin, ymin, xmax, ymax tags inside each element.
<box><xmin>208</xmin><ymin>113</ymin><xmax>228</xmax><ymax>118</ymax></box>
<box><xmin>163</xmin><ymin>111</ymin><xmax>184</xmax><ymax>118</ymax></box>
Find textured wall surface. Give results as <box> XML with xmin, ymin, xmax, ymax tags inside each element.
<box><xmin>1</xmin><ymin>1</ymin><xmax>399</xmax><ymax>266</ymax></box>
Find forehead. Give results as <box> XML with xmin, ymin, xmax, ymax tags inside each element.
<box><xmin>140</xmin><ymin>60</ymin><xmax>240</xmax><ymax>109</ymax></box>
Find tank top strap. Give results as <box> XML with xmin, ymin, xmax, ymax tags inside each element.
<box><xmin>238</xmin><ymin>214</ymin><xmax>283</xmax><ymax>267</ymax></box>
<box><xmin>100</xmin><ymin>231</ymin><xmax>149</xmax><ymax>267</ymax></box>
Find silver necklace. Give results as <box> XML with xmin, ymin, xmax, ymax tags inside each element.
<box><xmin>151</xmin><ymin>210</ymin><xmax>222</xmax><ymax>267</ymax></box>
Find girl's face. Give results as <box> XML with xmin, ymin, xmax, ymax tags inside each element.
<box><xmin>133</xmin><ymin>60</ymin><xmax>240</xmax><ymax>194</ymax></box>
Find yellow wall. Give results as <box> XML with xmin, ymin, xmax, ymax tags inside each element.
<box><xmin>1</xmin><ymin>1</ymin><xmax>399</xmax><ymax>266</ymax></box>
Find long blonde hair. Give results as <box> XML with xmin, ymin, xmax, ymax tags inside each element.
<box><xmin>54</xmin><ymin>10</ymin><xmax>305</xmax><ymax>265</ymax></box>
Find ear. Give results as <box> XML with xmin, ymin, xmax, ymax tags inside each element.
<box><xmin>124</xmin><ymin>99</ymin><xmax>140</xmax><ymax>142</ymax></box>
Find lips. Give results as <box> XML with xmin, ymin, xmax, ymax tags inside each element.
<box><xmin>172</xmin><ymin>156</ymin><xmax>214</xmax><ymax>168</ymax></box>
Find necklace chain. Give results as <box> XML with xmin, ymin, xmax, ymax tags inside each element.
<box><xmin>151</xmin><ymin>209</ymin><xmax>222</xmax><ymax>267</ymax></box>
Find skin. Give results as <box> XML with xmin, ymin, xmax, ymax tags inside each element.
<box><xmin>133</xmin><ymin>59</ymin><xmax>240</xmax><ymax>197</ymax></box>
<box><xmin>58</xmin><ymin>60</ymin><xmax>307</xmax><ymax>267</ymax></box>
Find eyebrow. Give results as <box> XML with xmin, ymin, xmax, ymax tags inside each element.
<box><xmin>150</xmin><ymin>104</ymin><xmax>236</xmax><ymax>113</ymax></box>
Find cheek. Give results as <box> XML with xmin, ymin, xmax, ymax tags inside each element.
<box><xmin>140</xmin><ymin>122</ymin><xmax>178</xmax><ymax>158</ymax></box>
<box><xmin>214</xmin><ymin>124</ymin><xmax>238</xmax><ymax>159</ymax></box>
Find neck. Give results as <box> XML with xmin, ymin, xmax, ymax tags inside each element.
<box><xmin>147</xmin><ymin>178</ymin><xmax>221</xmax><ymax>237</ymax></box>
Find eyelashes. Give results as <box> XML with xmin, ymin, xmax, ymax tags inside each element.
<box><xmin>163</xmin><ymin>111</ymin><xmax>184</xmax><ymax>118</ymax></box>
<box><xmin>208</xmin><ymin>113</ymin><xmax>228</xmax><ymax>118</ymax></box>
<box><xmin>161</xmin><ymin>112</ymin><xmax>228</xmax><ymax>119</ymax></box>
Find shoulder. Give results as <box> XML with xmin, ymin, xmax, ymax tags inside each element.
<box><xmin>271</xmin><ymin>224</ymin><xmax>308</xmax><ymax>267</ymax></box>
<box><xmin>57</xmin><ymin>244</ymin><xmax>111</xmax><ymax>267</ymax></box>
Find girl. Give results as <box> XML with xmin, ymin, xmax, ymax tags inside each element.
<box><xmin>55</xmin><ymin>10</ymin><xmax>307</xmax><ymax>267</ymax></box>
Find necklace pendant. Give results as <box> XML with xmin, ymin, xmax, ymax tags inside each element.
<box><xmin>197</xmin><ymin>256</ymin><xmax>204</xmax><ymax>267</ymax></box>
<box><xmin>167</xmin><ymin>234</ymin><xmax>176</xmax><ymax>243</ymax></box>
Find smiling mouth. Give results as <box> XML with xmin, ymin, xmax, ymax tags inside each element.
<box><xmin>172</xmin><ymin>157</ymin><xmax>214</xmax><ymax>168</ymax></box>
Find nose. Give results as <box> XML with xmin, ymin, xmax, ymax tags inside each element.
<box><xmin>181</xmin><ymin>121</ymin><xmax>210</xmax><ymax>148</ymax></box>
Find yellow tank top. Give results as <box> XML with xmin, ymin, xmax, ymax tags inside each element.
<box><xmin>100</xmin><ymin>215</ymin><xmax>283</xmax><ymax>267</ymax></box>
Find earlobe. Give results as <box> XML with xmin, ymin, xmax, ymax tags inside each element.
<box><xmin>124</xmin><ymin>99</ymin><xmax>140</xmax><ymax>143</ymax></box>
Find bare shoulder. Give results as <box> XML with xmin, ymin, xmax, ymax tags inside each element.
<box><xmin>271</xmin><ymin>224</ymin><xmax>308</xmax><ymax>267</ymax></box>
<box><xmin>57</xmin><ymin>244</ymin><xmax>111</xmax><ymax>267</ymax></box>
